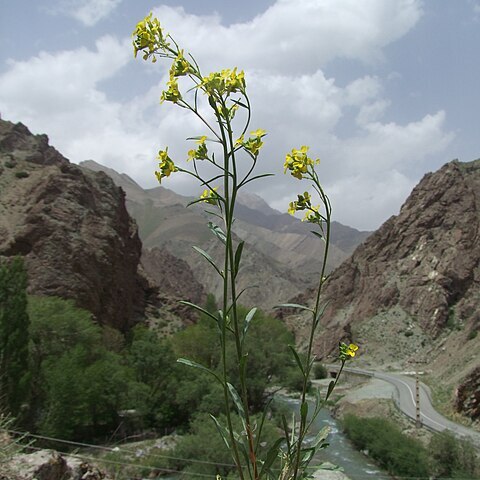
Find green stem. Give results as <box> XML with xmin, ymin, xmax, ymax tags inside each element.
<box><xmin>214</xmin><ymin>97</ymin><xmax>246</xmax><ymax>480</ymax></box>
<box><xmin>222</xmin><ymin>98</ymin><xmax>259</xmax><ymax>480</ymax></box>
<box><xmin>291</xmin><ymin>174</ymin><xmax>332</xmax><ymax>480</ymax></box>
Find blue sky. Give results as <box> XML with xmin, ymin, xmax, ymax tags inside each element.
<box><xmin>1</xmin><ymin>0</ymin><xmax>479</xmax><ymax>230</ymax></box>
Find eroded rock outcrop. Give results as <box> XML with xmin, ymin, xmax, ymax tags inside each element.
<box><xmin>306</xmin><ymin>159</ymin><xmax>480</xmax><ymax>354</ymax></box>
<box><xmin>456</xmin><ymin>366</ymin><xmax>480</xmax><ymax>423</ymax></box>
<box><xmin>0</xmin><ymin>120</ymin><xmax>144</xmax><ymax>330</ymax></box>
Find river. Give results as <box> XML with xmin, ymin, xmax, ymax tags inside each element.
<box><xmin>279</xmin><ymin>396</ymin><xmax>392</xmax><ymax>480</ymax></box>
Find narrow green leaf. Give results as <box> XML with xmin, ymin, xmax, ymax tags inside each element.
<box><xmin>310</xmin><ymin>230</ymin><xmax>324</xmax><ymax>240</ymax></box>
<box><xmin>275</xmin><ymin>303</ymin><xmax>314</xmax><ymax>313</ymax></box>
<box><xmin>314</xmin><ymin>386</ymin><xmax>322</xmax><ymax>411</ymax></box>
<box><xmin>178</xmin><ymin>300</ymin><xmax>218</xmax><ymax>323</ymax></box>
<box><xmin>227</xmin><ymin>382</ymin><xmax>246</xmax><ymax>425</ymax></box>
<box><xmin>281</xmin><ymin>414</ymin><xmax>291</xmax><ymax>455</ymax></box>
<box><xmin>177</xmin><ymin>358</ymin><xmax>221</xmax><ymax>383</ymax></box>
<box><xmin>314</xmin><ymin>301</ymin><xmax>329</xmax><ymax>330</ymax></box>
<box><xmin>231</xmin><ymin>99</ymin><xmax>248</xmax><ymax>109</ymax></box>
<box><xmin>289</xmin><ymin>345</ymin><xmax>305</xmax><ymax>375</ymax></box>
<box><xmin>233</xmin><ymin>241</ymin><xmax>245</xmax><ymax>278</ymax></box>
<box><xmin>208</xmin><ymin>221</ymin><xmax>227</xmax><ymax>244</ymax></box>
<box><xmin>312</xmin><ymin>426</ymin><xmax>330</xmax><ymax>449</ymax></box>
<box><xmin>326</xmin><ymin>380</ymin><xmax>335</xmax><ymax>400</ymax></box>
<box><xmin>240</xmin><ymin>173</ymin><xmax>275</xmax><ymax>187</ymax></box>
<box><xmin>192</xmin><ymin>245</ymin><xmax>224</xmax><ymax>277</ymax></box>
<box><xmin>255</xmin><ymin>398</ymin><xmax>273</xmax><ymax>454</ymax></box>
<box><xmin>209</xmin><ymin>414</ymin><xmax>230</xmax><ymax>449</ymax></box>
<box><xmin>186</xmin><ymin>197</ymin><xmax>207</xmax><ymax>208</ymax></box>
<box><xmin>259</xmin><ymin>437</ymin><xmax>284</xmax><ymax>478</ymax></box>
<box><xmin>208</xmin><ymin>95</ymin><xmax>216</xmax><ymax>109</ymax></box>
<box><xmin>242</xmin><ymin>307</ymin><xmax>256</xmax><ymax>340</ymax></box>
<box><xmin>300</xmin><ymin>447</ymin><xmax>315</xmax><ymax>466</ymax></box>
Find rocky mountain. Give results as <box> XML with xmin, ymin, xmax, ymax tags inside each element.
<box><xmin>0</xmin><ymin>120</ymin><xmax>203</xmax><ymax>331</ymax></box>
<box><xmin>81</xmin><ymin>160</ymin><xmax>369</xmax><ymax>310</ymax></box>
<box><xmin>297</xmin><ymin>159</ymin><xmax>480</xmax><ymax>423</ymax></box>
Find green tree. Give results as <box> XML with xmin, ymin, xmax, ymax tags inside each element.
<box><xmin>127</xmin><ymin>326</ymin><xmax>182</xmax><ymax>429</ymax></box>
<box><xmin>28</xmin><ymin>296</ymin><xmax>133</xmax><ymax>440</ymax></box>
<box><xmin>40</xmin><ymin>346</ymin><xmax>131</xmax><ymax>440</ymax></box>
<box><xmin>0</xmin><ymin>256</ymin><xmax>30</xmax><ymax>416</ymax></box>
<box><xmin>430</xmin><ymin>431</ymin><xmax>479</xmax><ymax>479</ymax></box>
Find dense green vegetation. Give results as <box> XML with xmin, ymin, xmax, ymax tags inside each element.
<box><xmin>0</xmin><ymin>256</ymin><xmax>30</xmax><ymax>417</ymax></box>
<box><xmin>2</xmin><ymin>291</ymin><xmax>296</xmax><ymax>466</ymax></box>
<box><xmin>342</xmin><ymin>414</ymin><xmax>480</xmax><ymax>479</ymax></box>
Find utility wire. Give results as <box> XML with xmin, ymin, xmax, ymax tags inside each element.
<box><xmin>5</xmin><ymin>429</ymin><xmax>478</xmax><ymax>480</ymax></box>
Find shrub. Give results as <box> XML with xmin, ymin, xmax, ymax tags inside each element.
<box><xmin>15</xmin><ymin>171</ymin><xmax>29</xmax><ymax>178</ymax></box>
<box><xmin>313</xmin><ymin>363</ymin><xmax>328</xmax><ymax>379</ymax></box>
<box><xmin>467</xmin><ymin>329</ymin><xmax>478</xmax><ymax>340</ymax></box>
<box><xmin>429</xmin><ymin>431</ymin><xmax>479</xmax><ymax>479</ymax></box>
<box><xmin>342</xmin><ymin>414</ymin><xmax>430</xmax><ymax>478</ymax></box>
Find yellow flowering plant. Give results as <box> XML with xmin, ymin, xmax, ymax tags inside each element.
<box><xmin>133</xmin><ymin>14</ymin><xmax>357</xmax><ymax>480</ymax></box>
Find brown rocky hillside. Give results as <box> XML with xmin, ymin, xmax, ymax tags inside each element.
<box><xmin>294</xmin><ymin>159</ymin><xmax>480</xmax><ymax>423</ymax></box>
<box><xmin>81</xmin><ymin>160</ymin><xmax>369</xmax><ymax>310</ymax></box>
<box><xmin>0</xmin><ymin>119</ymin><xmax>203</xmax><ymax>331</ymax></box>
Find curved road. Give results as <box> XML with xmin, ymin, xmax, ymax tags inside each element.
<box><xmin>328</xmin><ymin>365</ymin><xmax>480</xmax><ymax>448</ymax></box>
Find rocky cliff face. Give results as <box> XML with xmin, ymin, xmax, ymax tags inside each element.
<box><xmin>455</xmin><ymin>366</ymin><xmax>480</xmax><ymax>423</ymax></box>
<box><xmin>0</xmin><ymin>120</ymin><xmax>145</xmax><ymax>331</ymax></box>
<box><xmin>297</xmin><ymin>159</ymin><xmax>480</xmax><ymax>422</ymax></box>
<box><xmin>317</xmin><ymin>159</ymin><xmax>480</xmax><ymax>341</ymax></box>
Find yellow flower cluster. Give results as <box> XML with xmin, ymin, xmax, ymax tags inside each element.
<box><xmin>284</xmin><ymin>146</ymin><xmax>319</xmax><ymax>180</ymax></box>
<box><xmin>187</xmin><ymin>136</ymin><xmax>209</xmax><ymax>161</ymax></box>
<box><xmin>132</xmin><ymin>13</ymin><xmax>167</xmax><ymax>62</ymax></box>
<box><xmin>170</xmin><ymin>50</ymin><xmax>192</xmax><ymax>77</ymax></box>
<box><xmin>201</xmin><ymin>68</ymin><xmax>246</xmax><ymax>97</ymax></box>
<box><xmin>242</xmin><ymin>129</ymin><xmax>266</xmax><ymax>156</ymax></box>
<box><xmin>200</xmin><ymin>187</ymin><xmax>219</xmax><ymax>205</ymax></box>
<box><xmin>155</xmin><ymin>148</ymin><xmax>177</xmax><ymax>183</ymax></box>
<box><xmin>160</xmin><ymin>78</ymin><xmax>181</xmax><ymax>104</ymax></box>
<box><xmin>339</xmin><ymin>342</ymin><xmax>359</xmax><ymax>361</ymax></box>
<box><xmin>288</xmin><ymin>192</ymin><xmax>321</xmax><ymax>223</ymax></box>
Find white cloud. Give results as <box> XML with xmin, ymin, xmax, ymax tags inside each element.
<box><xmin>51</xmin><ymin>0</ymin><xmax>122</xmax><ymax>26</ymax></box>
<box><xmin>152</xmin><ymin>0</ymin><xmax>423</xmax><ymax>73</ymax></box>
<box><xmin>0</xmin><ymin>0</ymin><xmax>456</xmax><ymax>230</ymax></box>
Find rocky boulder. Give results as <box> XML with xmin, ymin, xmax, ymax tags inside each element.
<box><xmin>455</xmin><ymin>366</ymin><xmax>480</xmax><ymax>423</ymax></box>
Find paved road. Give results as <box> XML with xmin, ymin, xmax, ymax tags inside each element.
<box><xmin>328</xmin><ymin>365</ymin><xmax>480</xmax><ymax>448</ymax></box>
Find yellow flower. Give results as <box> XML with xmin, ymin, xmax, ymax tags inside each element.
<box><xmin>250</xmin><ymin>129</ymin><xmax>267</xmax><ymax>138</ymax></box>
<box><xmin>243</xmin><ymin>131</ymin><xmax>266</xmax><ymax>157</ymax></box>
<box><xmin>187</xmin><ymin>136</ymin><xmax>208</xmax><ymax>161</ymax></box>
<box><xmin>223</xmin><ymin>67</ymin><xmax>246</xmax><ymax>93</ymax></box>
<box><xmin>132</xmin><ymin>13</ymin><xmax>168</xmax><ymax>61</ymax></box>
<box><xmin>347</xmin><ymin>343</ymin><xmax>359</xmax><ymax>357</ymax></box>
<box><xmin>155</xmin><ymin>148</ymin><xmax>177</xmax><ymax>183</ymax></box>
<box><xmin>170</xmin><ymin>50</ymin><xmax>192</xmax><ymax>77</ymax></box>
<box><xmin>284</xmin><ymin>146</ymin><xmax>318</xmax><ymax>180</ymax></box>
<box><xmin>200</xmin><ymin>187</ymin><xmax>219</xmax><ymax>205</ymax></box>
<box><xmin>288</xmin><ymin>201</ymin><xmax>297</xmax><ymax>215</ymax></box>
<box><xmin>339</xmin><ymin>342</ymin><xmax>359</xmax><ymax>361</ymax></box>
<box><xmin>200</xmin><ymin>68</ymin><xmax>246</xmax><ymax>97</ymax></box>
<box><xmin>234</xmin><ymin>135</ymin><xmax>244</xmax><ymax>147</ymax></box>
<box><xmin>160</xmin><ymin>77</ymin><xmax>181</xmax><ymax>103</ymax></box>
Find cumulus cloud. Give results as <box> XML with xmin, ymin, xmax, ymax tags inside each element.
<box><xmin>50</xmin><ymin>0</ymin><xmax>122</xmax><ymax>26</ymax></box>
<box><xmin>152</xmin><ymin>0</ymin><xmax>423</xmax><ymax>72</ymax></box>
<box><xmin>0</xmin><ymin>0</ymin><xmax>456</xmax><ymax>230</ymax></box>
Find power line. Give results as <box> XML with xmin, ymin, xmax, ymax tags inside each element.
<box><xmin>5</xmin><ymin>429</ymin><xmax>479</xmax><ymax>480</ymax></box>
<box><xmin>5</xmin><ymin>428</ymin><xmax>237</xmax><ymax>467</ymax></box>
